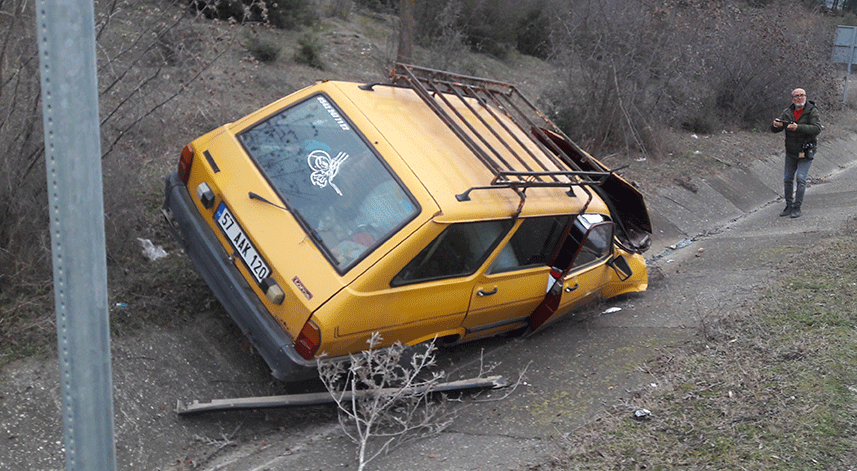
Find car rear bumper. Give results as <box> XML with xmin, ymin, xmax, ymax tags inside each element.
<box><xmin>162</xmin><ymin>171</ymin><xmax>317</xmax><ymax>382</ymax></box>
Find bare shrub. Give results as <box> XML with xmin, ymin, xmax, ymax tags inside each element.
<box><xmin>420</xmin><ymin>0</ymin><xmax>468</xmax><ymax>71</ymax></box>
<box><xmin>414</xmin><ymin>0</ymin><xmax>552</xmax><ymax>60</ymax></box>
<box><xmin>95</xmin><ymin>2</ymin><xmax>243</xmax><ymax>268</ymax></box>
<box><xmin>244</xmin><ymin>34</ymin><xmax>281</xmax><ymax>62</ymax></box>
<box><xmin>515</xmin><ymin>1</ymin><xmax>553</xmax><ymax>60</ymax></box>
<box><xmin>353</xmin><ymin>0</ymin><xmax>397</xmax><ymax>13</ymax></box>
<box><xmin>318</xmin><ymin>333</ymin><xmax>453</xmax><ymax>471</ymax></box>
<box><xmin>0</xmin><ymin>0</ymin><xmax>246</xmax><ymax>357</ymax></box>
<box><xmin>0</xmin><ymin>48</ymin><xmax>52</xmax><ymax>355</ymax></box>
<box><xmin>702</xmin><ymin>5</ymin><xmax>837</xmax><ymax>124</ymax></box>
<box><xmin>0</xmin><ymin>0</ymin><xmax>50</xmax><ymax>297</ymax></box>
<box><xmin>542</xmin><ymin>0</ymin><xmax>839</xmax><ymax>157</ymax></box>
<box><xmin>540</xmin><ymin>0</ymin><xmax>688</xmax><ymax>156</ymax></box>
<box><xmin>324</xmin><ymin>0</ymin><xmax>355</xmax><ymax>20</ymax></box>
<box><xmin>189</xmin><ymin>0</ymin><xmax>315</xmax><ymax>29</ymax></box>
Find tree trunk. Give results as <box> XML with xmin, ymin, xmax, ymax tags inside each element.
<box><xmin>397</xmin><ymin>0</ymin><xmax>414</xmax><ymax>64</ymax></box>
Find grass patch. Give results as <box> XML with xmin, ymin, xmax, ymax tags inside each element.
<box><xmin>540</xmin><ymin>238</ymin><xmax>857</xmax><ymax>470</ymax></box>
<box><xmin>294</xmin><ymin>33</ymin><xmax>324</xmax><ymax>69</ymax></box>
<box><xmin>0</xmin><ymin>225</ymin><xmax>214</xmax><ymax>367</ymax></box>
<box><xmin>0</xmin><ymin>291</ymin><xmax>56</xmax><ymax>365</ymax></box>
<box><xmin>245</xmin><ymin>35</ymin><xmax>281</xmax><ymax>63</ymax></box>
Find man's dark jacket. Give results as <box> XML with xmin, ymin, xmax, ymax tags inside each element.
<box><xmin>771</xmin><ymin>101</ymin><xmax>822</xmax><ymax>158</ymax></box>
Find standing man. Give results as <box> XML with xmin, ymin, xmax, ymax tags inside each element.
<box><xmin>771</xmin><ymin>88</ymin><xmax>821</xmax><ymax>218</ymax></box>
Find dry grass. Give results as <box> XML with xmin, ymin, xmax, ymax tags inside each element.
<box><xmin>530</xmin><ymin>234</ymin><xmax>857</xmax><ymax>470</ymax></box>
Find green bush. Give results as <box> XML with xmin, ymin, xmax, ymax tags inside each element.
<box><xmin>294</xmin><ymin>33</ymin><xmax>324</xmax><ymax>69</ymax></box>
<box><xmin>245</xmin><ymin>35</ymin><xmax>280</xmax><ymax>62</ymax></box>
<box><xmin>354</xmin><ymin>0</ymin><xmax>398</xmax><ymax>13</ymax></box>
<box><xmin>188</xmin><ymin>0</ymin><xmax>315</xmax><ymax>29</ymax></box>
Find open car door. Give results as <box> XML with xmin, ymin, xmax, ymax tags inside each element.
<box><xmin>526</xmin><ymin>217</ymin><xmax>615</xmax><ymax>332</ymax></box>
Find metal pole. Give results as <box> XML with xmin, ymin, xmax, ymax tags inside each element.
<box><xmin>841</xmin><ymin>26</ymin><xmax>856</xmax><ymax>105</ymax></box>
<box><xmin>35</xmin><ymin>1</ymin><xmax>117</xmax><ymax>470</ymax></box>
<box><xmin>845</xmin><ymin>44</ymin><xmax>854</xmax><ymax>104</ymax></box>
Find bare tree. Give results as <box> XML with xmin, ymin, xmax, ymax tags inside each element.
<box><xmin>543</xmin><ymin>0</ymin><xmax>837</xmax><ymax>156</ymax></box>
<box><xmin>318</xmin><ymin>333</ymin><xmax>454</xmax><ymax>471</ymax></box>
<box><xmin>397</xmin><ymin>0</ymin><xmax>415</xmax><ymax>63</ymax></box>
<box><xmin>0</xmin><ymin>0</ymin><xmax>247</xmax><ymax>350</ymax></box>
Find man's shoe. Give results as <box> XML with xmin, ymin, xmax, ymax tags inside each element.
<box><xmin>790</xmin><ymin>207</ymin><xmax>802</xmax><ymax>218</ymax></box>
<box><xmin>779</xmin><ymin>204</ymin><xmax>792</xmax><ymax>217</ymax></box>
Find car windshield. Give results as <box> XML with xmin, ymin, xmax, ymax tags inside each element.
<box><xmin>239</xmin><ymin>94</ymin><xmax>418</xmax><ymax>272</ymax></box>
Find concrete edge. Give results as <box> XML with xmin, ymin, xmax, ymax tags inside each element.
<box><xmin>645</xmin><ymin>135</ymin><xmax>857</xmax><ymax>259</ymax></box>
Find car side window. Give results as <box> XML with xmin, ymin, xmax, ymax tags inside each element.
<box><xmin>391</xmin><ymin>220</ymin><xmax>513</xmax><ymax>286</ymax></box>
<box><xmin>489</xmin><ymin>216</ymin><xmax>571</xmax><ymax>273</ymax></box>
<box><xmin>566</xmin><ymin>215</ymin><xmax>613</xmax><ymax>269</ymax></box>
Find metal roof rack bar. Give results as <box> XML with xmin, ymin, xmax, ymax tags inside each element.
<box><xmin>390</xmin><ymin>63</ymin><xmax>612</xmax><ymax>207</ymax></box>
<box><xmin>421</xmin><ymin>76</ymin><xmax>520</xmax><ymax>173</ymax></box>
<box><xmin>491</xmin><ymin>90</ymin><xmax>581</xmax><ymax>173</ymax></box>
<box><xmin>442</xmin><ymin>80</ymin><xmax>559</xmax><ymax>179</ymax></box>
<box><xmin>391</xmin><ymin>64</ymin><xmax>500</xmax><ymax>174</ymax></box>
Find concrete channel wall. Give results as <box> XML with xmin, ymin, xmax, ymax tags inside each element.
<box><xmin>646</xmin><ymin>135</ymin><xmax>857</xmax><ymax>258</ymax></box>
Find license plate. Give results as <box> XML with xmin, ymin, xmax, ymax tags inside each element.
<box><xmin>215</xmin><ymin>203</ymin><xmax>271</xmax><ymax>284</ymax></box>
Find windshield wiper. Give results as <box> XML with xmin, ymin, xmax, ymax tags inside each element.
<box><xmin>249</xmin><ymin>191</ymin><xmax>289</xmax><ymax>211</ymax></box>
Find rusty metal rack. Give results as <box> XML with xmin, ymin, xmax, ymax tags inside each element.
<box><xmin>388</xmin><ymin>63</ymin><xmax>618</xmax><ymax>210</ymax></box>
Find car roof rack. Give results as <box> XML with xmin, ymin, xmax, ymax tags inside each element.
<box><xmin>389</xmin><ymin>63</ymin><xmax>617</xmax><ymax>215</ymax></box>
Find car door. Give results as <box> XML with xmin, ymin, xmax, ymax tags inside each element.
<box><xmin>463</xmin><ymin>215</ymin><xmax>571</xmax><ymax>338</ymax></box>
<box><xmin>527</xmin><ymin>215</ymin><xmax>615</xmax><ymax>331</ymax></box>
<box><xmin>351</xmin><ymin>219</ymin><xmax>516</xmax><ymax>344</ymax></box>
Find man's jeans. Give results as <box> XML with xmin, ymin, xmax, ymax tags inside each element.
<box><xmin>784</xmin><ymin>153</ymin><xmax>813</xmax><ymax>207</ymax></box>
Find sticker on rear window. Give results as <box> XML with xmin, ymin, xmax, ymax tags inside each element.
<box><xmin>308</xmin><ymin>149</ymin><xmax>349</xmax><ymax>195</ymax></box>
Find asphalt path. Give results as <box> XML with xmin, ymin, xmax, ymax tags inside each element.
<box><xmin>1</xmin><ymin>136</ymin><xmax>855</xmax><ymax>471</ymax></box>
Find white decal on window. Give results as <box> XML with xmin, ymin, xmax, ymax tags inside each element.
<box><xmin>316</xmin><ymin>96</ymin><xmax>350</xmax><ymax>131</ymax></box>
<box><xmin>308</xmin><ymin>150</ymin><xmax>349</xmax><ymax>195</ymax></box>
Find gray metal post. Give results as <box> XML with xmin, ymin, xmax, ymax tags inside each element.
<box><xmin>845</xmin><ymin>45</ymin><xmax>854</xmax><ymax>104</ymax></box>
<box><xmin>35</xmin><ymin>1</ymin><xmax>117</xmax><ymax>470</ymax></box>
<box><xmin>833</xmin><ymin>25</ymin><xmax>857</xmax><ymax>105</ymax></box>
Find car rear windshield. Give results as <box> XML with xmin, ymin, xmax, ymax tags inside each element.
<box><xmin>239</xmin><ymin>94</ymin><xmax>419</xmax><ymax>272</ymax></box>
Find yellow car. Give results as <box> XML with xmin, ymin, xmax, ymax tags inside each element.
<box><xmin>162</xmin><ymin>64</ymin><xmax>651</xmax><ymax>381</ymax></box>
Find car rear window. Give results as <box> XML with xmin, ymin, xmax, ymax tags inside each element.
<box><xmin>239</xmin><ymin>94</ymin><xmax>419</xmax><ymax>272</ymax></box>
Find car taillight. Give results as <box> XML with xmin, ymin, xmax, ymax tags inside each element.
<box><xmin>178</xmin><ymin>144</ymin><xmax>194</xmax><ymax>183</ymax></box>
<box><xmin>295</xmin><ymin>320</ymin><xmax>320</xmax><ymax>359</ymax></box>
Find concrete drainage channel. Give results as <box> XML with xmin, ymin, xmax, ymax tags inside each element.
<box><xmin>644</xmin><ymin>134</ymin><xmax>857</xmax><ymax>260</ymax></box>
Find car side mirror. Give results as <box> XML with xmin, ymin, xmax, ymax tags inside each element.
<box><xmin>607</xmin><ymin>254</ymin><xmax>633</xmax><ymax>281</ymax></box>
